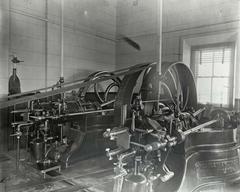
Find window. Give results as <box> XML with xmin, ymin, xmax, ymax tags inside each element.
<box><xmin>191</xmin><ymin>43</ymin><xmax>234</xmax><ymax>107</ymax></box>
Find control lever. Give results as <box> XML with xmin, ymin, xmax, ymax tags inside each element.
<box><xmin>186</xmin><ymin>119</ymin><xmax>217</xmax><ymax>135</ymax></box>
<box><xmin>176</xmin><ymin>119</ymin><xmax>218</xmax><ymax>143</ymax></box>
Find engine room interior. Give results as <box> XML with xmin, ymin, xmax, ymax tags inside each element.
<box><xmin>0</xmin><ymin>0</ymin><xmax>240</xmax><ymax>192</ymax></box>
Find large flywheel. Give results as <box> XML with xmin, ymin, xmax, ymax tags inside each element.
<box><xmin>108</xmin><ymin>62</ymin><xmax>198</xmax><ymax>192</ymax></box>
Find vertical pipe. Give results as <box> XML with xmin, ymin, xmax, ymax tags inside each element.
<box><xmin>235</xmin><ymin>2</ymin><xmax>240</xmax><ymax>102</ymax></box>
<box><xmin>60</xmin><ymin>0</ymin><xmax>64</xmax><ymax>83</ymax></box>
<box><xmin>8</xmin><ymin>0</ymin><xmax>11</xmax><ymax>82</ymax></box>
<box><xmin>157</xmin><ymin>0</ymin><xmax>162</xmax><ymax>75</ymax></box>
<box><xmin>7</xmin><ymin>0</ymin><xmax>11</xmax><ymax>152</ymax></box>
<box><xmin>45</xmin><ymin>0</ymin><xmax>48</xmax><ymax>88</ymax></box>
<box><xmin>156</xmin><ymin>0</ymin><xmax>163</xmax><ymax>110</ymax></box>
<box><xmin>16</xmin><ymin>137</ymin><xmax>20</xmax><ymax>170</ymax></box>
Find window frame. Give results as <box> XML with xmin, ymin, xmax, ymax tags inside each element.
<box><xmin>190</xmin><ymin>42</ymin><xmax>235</xmax><ymax>108</ymax></box>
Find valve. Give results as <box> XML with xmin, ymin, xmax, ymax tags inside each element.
<box><xmin>10</xmin><ymin>130</ymin><xmax>22</xmax><ymax>139</ymax></box>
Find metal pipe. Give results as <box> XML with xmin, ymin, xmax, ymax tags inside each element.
<box><xmin>156</xmin><ymin>0</ymin><xmax>163</xmax><ymax>112</ymax></box>
<box><xmin>6</xmin><ymin>62</ymin><xmax>155</xmax><ymax>100</ymax></box>
<box><xmin>1</xmin><ymin>62</ymin><xmax>156</xmax><ymax>108</ymax></box>
<box><xmin>45</xmin><ymin>0</ymin><xmax>48</xmax><ymax>88</ymax></box>
<box><xmin>10</xmin><ymin>8</ymin><xmax>48</xmax><ymax>22</ymax></box>
<box><xmin>14</xmin><ymin>122</ymin><xmax>33</xmax><ymax>171</ymax></box>
<box><xmin>65</xmin><ymin>108</ymin><xmax>114</xmax><ymax>117</ymax></box>
<box><xmin>157</xmin><ymin>0</ymin><xmax>162</xmax><ymax>76</ymax></box>
<box><xmin>16</xmin><ymin>136</ymin><xmax>20</xmax><ymax>171</ymax></box>
<box><xmin>60</xmin><ymin>0</ymin><xmax>64</xmax><ymax>80</ymax></box>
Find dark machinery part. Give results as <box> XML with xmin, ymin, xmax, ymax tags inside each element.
<box><xmin>6</xmin><ymin>62</ymin><xmax>154</xmax><ymax>174</ymax></box>
<box><xmin>5</xmin><ymin>60</ymin><xmax>240</xmax><ymax>192</ymax></box>
<box><xmin>103</xmin><ymin>62</ymin><xmax>202</xmax><ymax>192</ymax></box>
<box><xmin>103</xmin><ymin>62</ymin><xmax>240</xmax><ymax>192</ymax></box>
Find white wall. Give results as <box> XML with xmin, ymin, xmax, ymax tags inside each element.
<box><xmin>116</xmin><ymin>0</ymin><xmax>239</xmax><ymax>66</ymax></box>
<box><xmin>0</xmin><ymin>0</ymin><xmax>9</xmax><ymax>100</ymax></box>
<box><xmin>4</xmin><ymin>0</ymin><xmax>117</xmax><ymax>94</ymax></box>
<box><xmin>116</xmin><ymin>0</ymin><xmax>159</xmax><ymax>69</ymax></box>
<box><xmin>162</xmin><ymin>0</ymin><xmax>239</xmax><ymax>61</ymax></box>
<box><xmin>0</xmin><ymin>0</ymin><xmax>9</xmax><ymax>152</ymax></box>
<box><xmin>0</xmin><ymin>0</ymin><xmax>117</xmax><ymax>152</ymax></box>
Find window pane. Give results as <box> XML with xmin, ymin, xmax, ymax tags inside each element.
<box><xmin>197</xmin><ymin>78</ymin><xmax>211</xmax><ymax>104</ymax></box>
<box><xmin>197</xmin><ymin>51</ymin><xmax>213</xmax><ymax>76</ymax></box>
<box><xmin>212</xmin><ymin>78</ymin><xmax>229</xmax><ymax>105</ymax></box>
<box><xmin>193</xmin><ymin>44</ymin><xmax>233</xmax><ymax>107</ymax></box>
<box><xmin>213</xmin><ymin>49</ymin><xmax>231</xmax><ymax>76</ymax></box>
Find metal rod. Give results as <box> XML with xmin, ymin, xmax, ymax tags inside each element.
<box><xmin>157</xmin><ymin>0</ymin><xmax>162</xmax><ymax>76</ymax></box>
<box><xmin>45</xmin><ymin>0</ymin><xmax>48</xmax><ymax>88</ymax></box>
<box><xmin>64</xmin><ymin>108</ymin><xmax>114</xmax><ymax>117</ymax></box>
<box><xmin>156</xmin><ymin>0</ymin><xmax>163</xmax><ymax>112</ymax></box>
<box><xmin>16</xmin><ymin>136</ymin><xmax>20</xmax><ymax>171</ymax></box>
<box><xmin>1</xmin><ymin>63</ymin><xmax>156</xmax><ymax>108</ymax></box>
<box><xmin>131</xmin><ymin>141</ymin><xmax>146</xmax><ymax>148</ymax></box>
<box><xmin>100</xmin><ymin>99</ymin><xmax>115</xmax><ymax>107</ymax></box>
<box><xmin>184</xmin><ymin>120</ymin><xmax>218</xmax><ymax>136</ymax></box>
<box><xmin>193</xmin><ymin>107</ymin><xmax>206</xmax><ymax>117</ymax></box>
<box><xmin>6</xmin><ymin>62</ymin><xmax>155</xmax><ymax>100</ymax></box>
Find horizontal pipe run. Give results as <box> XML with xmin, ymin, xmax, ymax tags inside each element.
<box><xmin>64</xmin><ymin>108</ymin><xmax>114</xmax><ymax>117</ymax></box>
<box><xmin>7</xmin><ymin>62</ymin><xmax>155</xmax><ymax>99</ymax></box>
<box><xmin>1</xmin><ymin>62</ymin><xmax>156</xmax><ymax>108</ymax></box>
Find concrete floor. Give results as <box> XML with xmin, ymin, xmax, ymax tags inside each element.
<box><xmin>1</xmin><ymin>151</ymin><xmax>240</xmax><ymax>192</ymax></box>
<box><xmin>0</xmin><ymin>152</ymin><xmax>114</xmax><ymax>192</ymax></box>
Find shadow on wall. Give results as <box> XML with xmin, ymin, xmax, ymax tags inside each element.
<box><xmin>0</xmin><ymin>108</ymin><xmax>8</xmax><ymax>152</ymax></box>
